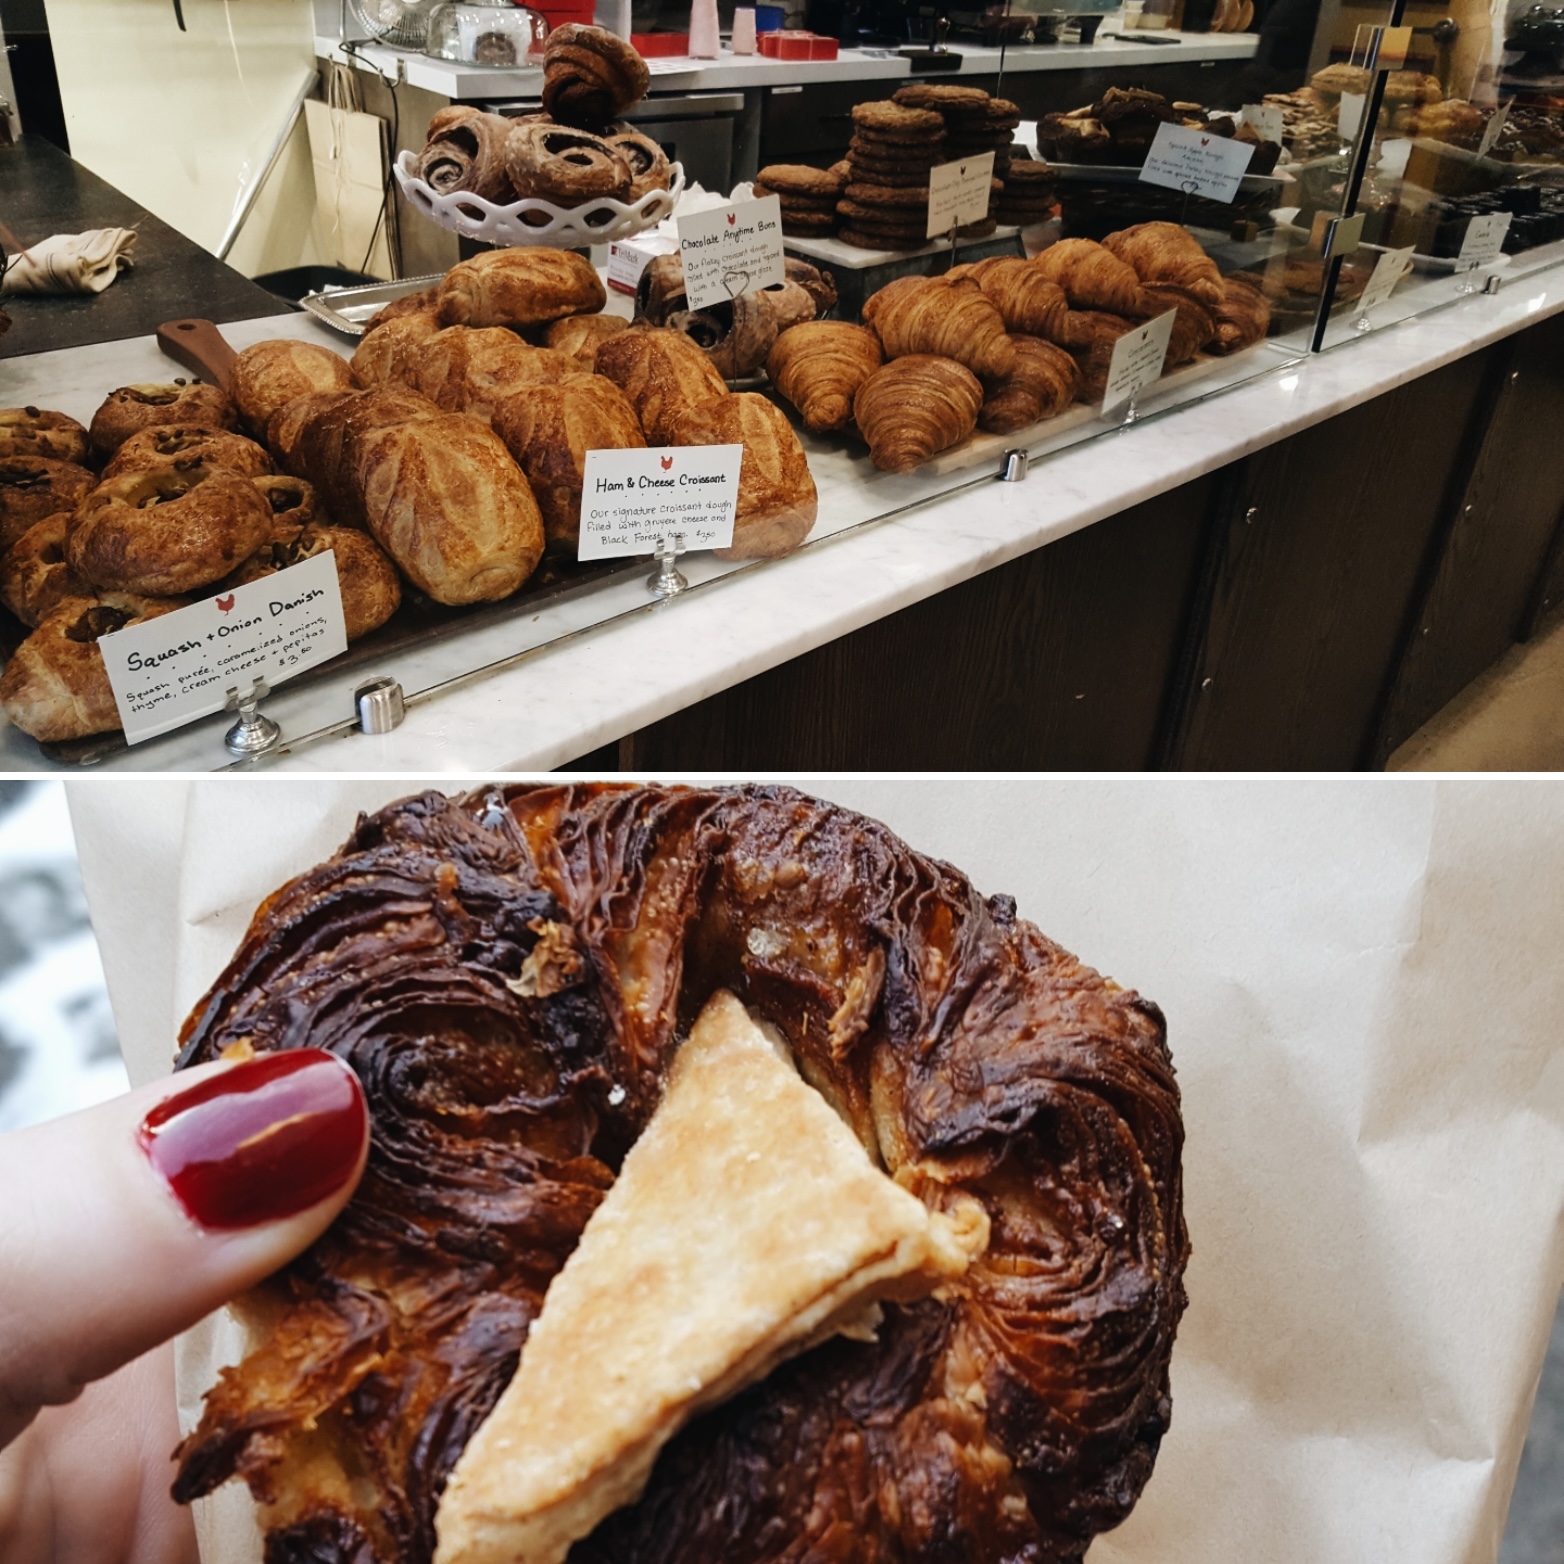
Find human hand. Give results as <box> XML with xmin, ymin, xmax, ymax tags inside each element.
<box><xmin>0</xmin><ymin>1049</ymin><xmax>369</xmax><ymax>1564</ymax></box>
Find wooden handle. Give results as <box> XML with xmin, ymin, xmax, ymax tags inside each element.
<box><xmin>156</xmin><ymin>318</ymin><xmax>238</xmax><ymax>393</ymax></box>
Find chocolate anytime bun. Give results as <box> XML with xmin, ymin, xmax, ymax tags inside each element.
<box><xmin>503</xmin><ymin>121</ymin><xmax>633</xmax><ymax>204</ymax></box>
<box><xmin>168</xmin><ymin>784</ymin><xmax>1189</xmax><ymax>1564</ymax></box>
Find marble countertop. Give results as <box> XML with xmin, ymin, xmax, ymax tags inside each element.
<box><xmin>2</xmin><ymin>250</ymin><xmax>1562</xmax><ymax>774</ymax></box>
<box><xmin>324</xmin><ymin>32</ymin><xmax>1258</xmax><ymax>99</ymax></box>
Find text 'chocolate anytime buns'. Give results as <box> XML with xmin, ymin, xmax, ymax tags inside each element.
<box><xmin>171</xmin><ymin>784</ymin><xmax>1189</xmax><ymax>1564</ymax></box>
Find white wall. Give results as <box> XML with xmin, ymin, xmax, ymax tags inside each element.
<box><xmin>44</xmin><ymin>0</ymin><xmax>324</xmax><ymax>275</ymax></box>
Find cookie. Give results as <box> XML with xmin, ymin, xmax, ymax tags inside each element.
<box><xmin>780</xmin><ymin>211</ymin><xmax>839</xmax><ymax>234</ymax></box>
<box><xmin>1004</xmin><ymin>160</ymin><xmax>1056</xmax><ymax>183</ymax></box>
<box><xmin>759</xmin><ymin>184</ymin><xmax>840</xmax><ymax>210</ymax></box>
<box><xmin>837</xmin><ymin>196</ymin><xmax>934</xmax><ymax>226</ymax></box>
<box><xmin>846</xmin><ymin>161</ymin><xmax>937</xmax><ymax>187</ymax></box>
<box><xmin>851</xmin><ymin>100</ymin><xmax>946</xmax><ymax>140</ymax></box>
<box><xmin>892</xmin><ymin>83</ymin><xmax>991</xmax><ymax>114</ymax></box>
<box><xmin>754</xmin><ymin>162</ymin><xmax>847</xmax><ymax>197</ymax></box>
<box><xmin>849</xmin><ymin>138</ymin><xmax>942</xmax><ymax>167</ymax></box>
<box><xmin>838</xmin><ymin>226</ymin><xmax>928</xmax><ymax>251</ymax></box>
<box><xmin>844</xmin><ymin>181</ymin><xmax>931</xmax><ymax>207</ymax></box>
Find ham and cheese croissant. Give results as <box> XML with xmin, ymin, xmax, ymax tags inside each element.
<box><xmin>1032</xmin><ymin>239</ymin><xmax>1147</xmax><ymax>317</ymax></box>
<box><xmin>1103</xmin><ymin>222</ymin><xmax>1223</xmax><ymax>310</ymax></box>
<box><xmin>853</xmin><ymin>354</ymin><xmax>983</xmax><ymax>472</ymax></box>
<box><xmin>766</xmin><ymin>321</ymin><xmax>884</xmax><ymax>434</ymax></box>
<box><xmin>593</xmin><ymin>328</ymin><xmax>731</xmax><ymax>445</ymax></box>
<box><xmin>861</xmin><ymin>276</ymin><xmax>1015</xmax><ymax>382</ymax></box>
<box><xmin>979</xmin><ymin>336</ymin><xmax>1080</xmax><ymax>433</ymax></box>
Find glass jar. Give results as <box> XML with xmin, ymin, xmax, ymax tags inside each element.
<box><xmin>425</xmin><ymin>0</ymin><xmax>549</xmax><ymax>66</ymax></box>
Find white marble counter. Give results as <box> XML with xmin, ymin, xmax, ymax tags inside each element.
<box><xmin>323</xmin><ymin>31</ymin><xmax>1257</xmax><ymax>100</ymax></box>
<box><xmin>2</xmin><ymin>253</ymin><xmax>1561</xmax><ymax>773</ymax></box>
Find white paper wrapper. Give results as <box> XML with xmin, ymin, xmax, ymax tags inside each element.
<box><xmin>66</xmin><ymin>779</ymin><xmax>1564</xmax><ymax>1564</ymax></box>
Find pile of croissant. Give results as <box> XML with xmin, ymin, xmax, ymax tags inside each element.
<box><xmin>0</xmin><ymin>246</ymin><xmax>820</xmax><ymax>746</ymax></box>
<box><xmin>768</xmin><ymin>222</ymin><xmax>1272</xmax><ymax>473</ymax></box>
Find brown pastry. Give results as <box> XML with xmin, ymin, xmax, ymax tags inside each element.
<box><xmin>958</xmin><ymin>256</ymin><xmax>1070</xmax><ymax>338</ymax></box>
<box><xmin>782</xmin><ymin>257</ymin><xmax>838</xmax><ymax>318</ymax></box>
<box><xmin>1411</xmin><ymin>99</ymin><xmax>1486</xmax><ymax>145</ymax></box>
<box><xmin>861</xmin><ymin>275</ymin><xmax>1015</xmax><ymax>381</ymax></box>
<box><xmin>286</xmin><ymin>388</ymin><xmax>443</xmax><ymax>530</ymax></box>
<box><xmin>1139</xmin><ymin>282</ymin><xmax>1217</xmax><ymax>365</ymax></box>
<box><xmin>1061</xmin><ymin>311</ymin><xmax>1141</xmax><ymax>402</ymax></box>
<box><xmin>265</xmin><ymin>390</ymin><xmax>357</xmax><ymax>481</ymax></box>
<box><xmin>636</xmin><ymin>252</ymin><xmax>688</xmax><ymax>326</ymax></box>
<box><xmin>0</xmin><ymin>593</ymin><xmax>184</xmax><ymax>742</ymax></box>
<box><xmin>1209</xmin><ymin>274</ymin><xmax>1271</xmax><ymax>354</ymax></box>
<box><xmin>1033</xmin><ymin>239</ymin><xmax>1148</xmax><ymax>316</ymax></box>
<box><xmin>543</xmin><ymin>312</ymin><xmax>631</xmax><ymax>371</ymax></box>
<box><xmin>68</xmin><ymin>464</ymin><xmax>279</xmax><ymax>597</ymax></box>
<box><xmin>416</xmin><ymin>106</ymin><xmax>518</xmax><ymax>202</ymax></box>
<box><xmin>542</xmin><ymin>24</ymin><xmax>651</xmax><ymax>127</ymax></box>
<box><xmin>603</xmin><ymin>126</ymin><xmax>673</xmax><ymax>201</ymax></box>
<box><xmin>101</xmin><ymin>424</ymin><xmax>273</xmax><ymax>481</ymax></box>
<box><xmin>1103</xmin><ymin>222</ymin><xmax>1223</xmax><ymax>310</ymax></box>
<box><xmin>593</xmin><ymin>327</ymin><xmax>731</xmax><ymax>445</ymax></box>
<box><xmin>493</xmin><ymin>373</ymin><xmax>646</xmax><ymax>552</ymax></box>
<box><xmin>0</xmin><ymin>456</ymin><xmax>95</xmax><ymax>553</ymax></box>
<box><xmin>88</xmin><ymin>382</ymin><xmax>237</xmax><ymax>459</ymax></box>
<box><xmin>355</xmin><ymin>412</ymin><xmax>545</xmax><ymax>604</ymax></box>
<box><xmin>363</xmin><ymin>286</ymin><xmax>442</xmax><ymax>334</ymax></box>
<box><xmin>437</xmin><ymin>248</ymin><xmax>607</xmax><ymax>329</ymax></box>
<box><xmin>664</xmin><ymin>393</ymin><xmax>817</xmax><ymax>560</ymax></box>
<box><xmin>251</xmin><ymin>473</ymin><xmax>319</xmax><ymax>537</ymax></box>
<box><xmin>504</xmin><ymin>122</ymin><xmax>634</xmax><ymax>204</ymax></box>
<box><xmin>979</xmin><ymin>335</ymin><xmax>1080</xmax><ymax>433</ymax></box>
<box><xmin>230</xmin><ymin>341</ymin><xmax>356</xmax><ymax>436</ymax></box>
<box><xmin>853</xmin><ymin>354</ymin><xmax>982</xmax><ymax>471</ymax></box>
<box><xmin>1310</xmin><ymin>63</ymin><xmax>1370</xmax><ymax>101</ymax></box>
<box><xmin>766</xmin><ymin>320</ymin><xmax>883</xmax><ymax>433</ymax></box>
<box><xmin>0</xmin><ymin>513</ymin><xmax>92</xmax><ymax>627</ymax></box>
<box><xmin>0</xmin><ymin>408</ymin><xmax>90</xmax><ymax>467</ymax></box>
<box><xmin>410</xmin><ymin>327</ymin><xmax>575</xmax><ymax>420</ymax></box>
<box><xmin>224</xmin><ymin>524</ymin><xmax>401</xmax><ymax>641</ymax></box>
<box><xmin>668</xmin><ymin>295</ymin><xmax>780</xmax><ymax>383</ymax></box>
<box><xmin>350</xmin><ymin>313</ymin><xmax>443</xmax><ymax>389</ymax></box>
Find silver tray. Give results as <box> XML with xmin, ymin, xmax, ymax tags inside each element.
<box><xmin>297</xmin><ymin>274</ymin><xmax>445</xmax><ymax>337</ymax></box>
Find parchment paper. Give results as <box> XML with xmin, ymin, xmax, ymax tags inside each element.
<box><xmin>66</xmin><ymin>779</ymin><xmax>1564</xmax><ymax>1564</ymax></box>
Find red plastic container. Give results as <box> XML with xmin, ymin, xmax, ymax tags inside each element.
<box><xmin>631</xmin><ymin>30</ymin><xmax>691</xmax><ymax>54</ymax></box>
<box><xmin>758</xmin><ymin>28</ymin><xmax>838</xmax><ymax>58</ymax></box>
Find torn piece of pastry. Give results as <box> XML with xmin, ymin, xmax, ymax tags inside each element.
<box><xmin>434</xmin><ymin>988</ymin><xmax>988</xmax><ymax>1564</ymax></box>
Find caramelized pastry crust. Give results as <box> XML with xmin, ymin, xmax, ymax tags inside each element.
<box><xmin>0</xmin><ymin>455</ymin><xmax>95</xmax><ymax>553</ymax></box>
<box><xmin>0</xmin><ymin>512</ymin><xmax>91</xmax><ymax>627</ymax></box>
<box><xmin>169</xmin><ymin>784</ymin><xmax>1188</xmax><ymax>1564</ymax></box>
<box><xmin>231</xmin><ymin>340</ymin><xmax>357</xmax><ymax>435</ymax></box>
<box><xmin>225</xmin><ymin>524</ymin><xmax>401</xmax><ymax>641</ymax></box>
<box><xmin>592</xmin><ymin>328</ymin><xmax>730</xmax><ymax>445</ymax></box>
<box><xmin>436</xmin><ymin>248</ymin><xmax>607</xmax><ymax>330</ymax></box>
<box><xmin>88</xmin><ymin>382</ymin><xmax>237</xmax><ymax>458</ymax></box>
<box><xmin>0</xmin><ymin>407</ymin><xmax>91</xmax><ymax>466</ymax></box>
<box><xmin>853</xmin><ymin>354</ymin><xmax>983</xmax><ymax>472</ymax></box>
<box><xmin>101</xmin><ymin>424</ymin><xmax>274</xmax><ymax>482</ymax></box>
<box><xmin>542</xmin><ymin>312</ymin><xmax>631</xmax><ymax>372</ymax></box>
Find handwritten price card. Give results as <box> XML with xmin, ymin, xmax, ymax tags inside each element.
<box><xmin>1101</xmin><ymin>309</ymin><xmax>1177</xmax><ymax>417</ymax></box>
<box><xmin>578</xmin><ymin>445</ymin><xmax>744</xmax><ymax>561</ymax></box>
<box><xmin>98</xmin><ymin>551</ymin><xmax>347</xmax><ymax>745</ymax></box>
<box><xmin>1476</xmin><ymin>100</ymin><xmax>1513</xmax><ymax>160</ymax></box>
<box><xmin>1356</xmin><ymin>245</ymin><xmax>1415</xmax><ymax>315</ymax></box>
<box><xmin>1456</xmin><ymin>211</ymin><xmax>1513</xmax><ymax>272</ymax></box>
<box><xmin>1139</xmin><ymin>122</ymin><xmax>1256</xmax><ymax>204</ymax></box>
<box><xmin>677</xmin><ymin>196</ymin><xmax>785</xmax><ymax>311</ymax></box>
<box><xmin>926</xmin><ymin>151</ymin><xmax>996</xmax><ymax>239</ymax></box>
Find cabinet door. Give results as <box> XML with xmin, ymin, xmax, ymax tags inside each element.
<box><xmin>1373</xmin><ymin>314</ymin><xmax>1564</xmax><ymax>763</ymax></box>
<box><xmin>1165</xmin><ymin>347</ymin><xmax>1493</xmax><ymax>771</ymax></box>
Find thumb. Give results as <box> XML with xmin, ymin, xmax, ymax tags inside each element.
<box><xmin>0</xmin><ymin>1048</ymin><xmax>368</xmax><ymax>1448</ymax></box>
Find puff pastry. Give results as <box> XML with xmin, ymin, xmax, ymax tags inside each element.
<box><xmin>766</xmin><ymin>320</ymin><xmax>884</xmax><ymax>433</ymax></box>
<box><xmin>853</xmin><ymin>354</ymin><xmax>983</xmax><ymax>471</ymax></box>
<box><xmin>1032</xmin><ymin>239</ymin><xmax>1147</xmax><ymax>317</ymax></box>
<box><xmin>1103</xmin><ymin>222</ymin><xmax>1224</xmax><ymax>309</ymax></box>
<box><xmin>231</xmin><ymin>340</ymin><xmax>356</xmax><ymax>435</ymax></box>
<box><xmin>592</xmin><ymin>327</ymin><xmax>730</xmax><ymax>445</ymax></box>
<box><xmin>861</xmin><ymin>275</ymin><xmax>1016</xmax><ymax>380</ymax></box>
<box><xmin>980</xmin><ymin>335</ymin><xmax>1080</xmax><ymax>432</ymax></box>
<box><xmin>437</xmin><ymin>249</ymin><xmax>607</xmax><ymax>330</ymax></box>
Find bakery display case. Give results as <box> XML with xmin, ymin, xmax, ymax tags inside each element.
<box><xmin>5</xmin><ymin>4</ymin><xmax>1564</xmax><ymax>769</ymax></box>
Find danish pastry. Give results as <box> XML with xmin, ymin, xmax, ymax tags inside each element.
<box><xmin>225</xmin><ymin>524</ymin><xmax>401</xmax><ymax>641</ymax></box>
<box><xmin>0</xmin><ymin>407</ymin><xmax>90</xmax><ymax>466</ymax></box>
<box><xmin>0</xmin><ymin>513</ymin><xmax>92</xmax><ymax>627</ymax></box>
<box><xmin>542</xmin><ymin>24</ymin><xmax>651</xmax><ymax>127</ymax></box>
<box><xmin>0</xmin><ymin>456</ymin><xmax>95</xmax><ymax>553</ymax></box>
<box><xmin>167</xmin><ymin>784</ymin><xmax>1187</xmax><ymax>1564</ymax></box>
<box><xmin>101</xmin><ymin>424</ymin><xmax>273</xmax><ymax>482</ymax></box>
<box><xmin>504</xmin><ymin>122</ymin><xmax>634</xmax><ymax>204</ymax></box>
<box><xmin>88</xmin><ymin>382</ymin><xmax>237</xmax><ymax>459</ymax></box>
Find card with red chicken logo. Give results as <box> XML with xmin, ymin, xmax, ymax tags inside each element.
<box><xmin>577</xmin><ymin>445</ymin><xmax>744</xmax><ymax>561</ymax></box>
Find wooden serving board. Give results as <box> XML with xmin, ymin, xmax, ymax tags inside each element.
<box><xmin>920</xmin><ymin>352</ymin><xmax>1236</xmax><ymax>477</ymax></box>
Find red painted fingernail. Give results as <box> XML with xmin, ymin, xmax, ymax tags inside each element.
<box><xmin>138</xmin><ymin>1049</ymin><xmax>366</xmax><ymax>1230</ymax></box>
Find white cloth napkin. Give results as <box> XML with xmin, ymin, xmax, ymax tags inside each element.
<box><xmin>1</xmin><ymin>227</ymin><xmax>137</xmax><ymax>295</ymax></box>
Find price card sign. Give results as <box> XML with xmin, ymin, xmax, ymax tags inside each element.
<box><xmin>1357</xmin><ymin>244</ymin><xmax>1415</xmax><ymax>315</ymax></box>
<box><xmin>1139</xmin><ymin>122</ymin><xmax>1256</xmax><ymax>204</ymax></box>
<box><xmin>926</xmin><ymin>151</ymin><xmax>996</xmax><ymax>238</ymax></box>
<box><xmin>1101</xmin><ymin>309</ymin><xmax>1177</xmax><ymax>417</ymax></box>
<box><xmin>578</xmin><ymin>444</ymin><xmax>744</xmax><ymax>561</ymax></box>
<box><xmin>98</xmin><ymin>551</ymin><xmax>347</xmax><ymax>745</ymax></box>
<box><xmin>1239</xmin><ymin>102</ymin><xmax>1285</xmax><ymax>144</ymax></box>
<box><xmin>1456</xmin><ymin>211</ymin><xmax>1513</xmax><ymax>272</ymax></box>
<box><xmin>1339</xmin><ymin>91</ymin><xmax>1366</xmax><ymax>143</ymax></box>
<box><xmin>1476</xmin><ymin>99</ymin><xmax>1513</xmax><ymax>160</ymax></box>
<box><xmin>676</xmin><ymin>196</ymin><xmax>785</xmax><ymax>311</ymax></box>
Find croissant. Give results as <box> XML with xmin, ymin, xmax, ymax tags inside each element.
<box><xmin>1061</xmin><ymin>312</ymin><xmax>1141</xmax><ymax>403</ymax></box>
<box><xmin>1139</xmin><ymin>282</ymin><xmax>1217</xmax><ymax>366</ymax></box>
<box><xmin>543</xmin><ymin>312</ymin><xmax>631</xmax><ymax>371</ymax></box>
<box><xmin>1032</xmin><ymin>239</ymin><xmax>1147</xmax><ymax>317</ymax></box>
<box><xmin>350</xmin><ymin>313</ymin><xmax>443</xmax><ymax>389</ymax></box>
<box><xmin>853</xmin><ymin>354</ymin><xmax>982</xmax><ymax>472</ymax></box>
<box><xmin>493</xmin><ymin>373</ymin><xmax>646</xmax><ymax>553</ymax></box>
<box><xmin>979</xmin><ymin>336</ymin><xmax>1080</xmax><ymax>433</ymax></box>
<box><xmin>415</xmin><ymin>106</ymin><xmax>517</xmax><ymax>202</ymax></box>
<box><xmin>1210</xmin><ymin>274</ymin><xmax>1271</xmax><ymax>354</ymax></box>
<box><xmin>408</xmin><ymin>327</ymin><xmax>575</xmax><ymax>420</ymax></box>
<box><xmin>961</xmin><ymin>256</ymin><xmax>1070</xmax><ymax>339</ymax></box>
<box><xmin>593</xmin><ymin>328</ymin><xmax>731</xmax><ymax>444</ymax></box>
<box><xmin>436</xmin><ymin>248</ymin><xmax>607</xmax><ymax>329</ymax></box>
<box><xmin>1103</xmin><ymin>222</ymin><xmax>1224</xmax><ymax>309</ymax></box>
<box><xmin>767</xmin><ymin>320</ymin><xmax>884</xmax><ymax>433</ymax></box>
<box><xmin>363</xmin><ymin>285</ymin><xmax>441</xmax><ymax>333</ymax></box>
<box><xmin>283</xmin><ymin>388</ymin><xmax>439</xmax><ymax>528</ymax></box>
<box><xmin>664</xmin><ymin>392</ymin><xmax>817</xmax><ymax>559</ymax></box>
<box><xmin>861</xmin><ymin>276</ymin><xmax>1015</xmax><ymax>381</ymax></box>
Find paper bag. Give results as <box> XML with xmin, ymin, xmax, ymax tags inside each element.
<box><xmin>66</xmin><ymin>779</ymin><xmax>1564</xmax><ymax>1564</ymax></box>
<box><xmin>304</xmin><ymin>95</ymin><xmax>397</xmax><ymax>282</ymax></box>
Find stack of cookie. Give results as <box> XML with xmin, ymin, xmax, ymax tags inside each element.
<box><xmin>754</xmin><ymin>164</ymin><xmax>847</xmax><ymax>238</ymax></box>
<box><xmin>837</xmin><ymin>100</ymin><xmax>946</xmax><ymax>250</ymax></box>
<box><xmin>994</xmin><ymin>156</ymin><xmax>1057</xmax><ymax>228</ymax></box>
<box><xmin>894</xmin><ymin>84</ymin><xmax>1021</xmax><ymax>178</ymax></box>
